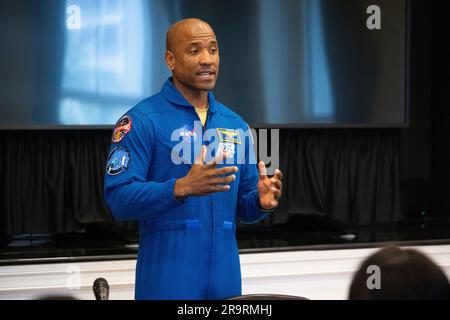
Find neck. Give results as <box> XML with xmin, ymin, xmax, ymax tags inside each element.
<box><xmin>172</xmin><ymin>78</ymin><xmax>209</xmax><ymax>109</ymax></box>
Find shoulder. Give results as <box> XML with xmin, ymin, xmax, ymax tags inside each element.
<box><xmin>116</xmin><ymin>92</ymin><xmax>171</xmax><ymax>130</ymax></box>
<box><xmin>133</xmin><ymin>92</ymin><xmax>170</xmax><ymax>116</ymax></box>
<box><xmin>216</xmin><ymin>101</ymin><xmax>242</xmax><ymax>120</ymax></box>
<box><xmin>215</xmin><ymin>101</ymin><xmax>250</xmax><ymax>129</ymax></box>
<box><xmin>112</xmin><ymin>98</ymin><xmax>161</xmax><ymax>144</ymax></box>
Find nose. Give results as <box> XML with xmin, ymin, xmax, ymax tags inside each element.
<box><xmin>199</xmin><ymin>49</ymin><xmax>213</xmax><ymax>65</ymax></box>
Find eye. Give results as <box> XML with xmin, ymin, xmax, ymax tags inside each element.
<box><xmin>210</xmin><ymin>47</ymin><xmax>217</xmax><ymax>54</ymax></box>
<box><xmin>190</xmin><ymin>48</ymin><xmax>199</xmax><ymax>55</ymax></box>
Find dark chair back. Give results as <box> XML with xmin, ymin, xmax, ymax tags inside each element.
<box><xmin>229</xmin><ymin>294</ymin><xmax>309</xmax><ymax>300</ymax></box>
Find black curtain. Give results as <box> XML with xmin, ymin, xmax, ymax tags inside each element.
<box><xmin>0</xmin><ymin>130</ymin><xmax>116</xmax><ymax>236</ymax></box>
<box><xmin>0</xmin><ymin>128</ymin><xmax>402</xmax><ymax>236</ymax></box>
<box><xmin>430</xmin><ymin>1</ymin><xmax>450</xmax><ymax>220</ymax></box>
<box><xmin>273</xmin><ymin>129</ymin><xmax>402</xmax><ymax>226</ymax></box>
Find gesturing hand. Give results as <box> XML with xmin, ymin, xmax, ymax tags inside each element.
<box><xmin>257</xmin><ymin>161</ymin><xmax>283</xmax><ymax>210</ymax></box>
<box><xmin>174</xmin><ymin>146</ymin><xmax>238</xmax><ymax>197</ymax></box>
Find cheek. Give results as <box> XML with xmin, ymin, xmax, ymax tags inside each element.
<box><xmin>186</xmin><ymin>63</ymin><xmax>199</xmax><ymax>74</ymax></box>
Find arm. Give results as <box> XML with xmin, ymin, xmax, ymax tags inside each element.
<box><xmin>104</xmin><ymin>111</ymin><xmax>185</xmax><ymax>221</ymax></box>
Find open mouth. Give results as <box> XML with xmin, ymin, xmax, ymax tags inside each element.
<box><xmin>196</xmin><ymin>70</ymin><xmax>215</xmax><ymax>79</ymax></box>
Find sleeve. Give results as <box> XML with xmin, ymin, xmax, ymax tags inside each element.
<box><xmin>103</xmin><ymin>110</ymin><xmax>186</xmax><ymax>221</ymax></box>
<box><xmin>236</xmin><ymin>124</ymin><xmax>269</xmax><ymax>224</ymax></box>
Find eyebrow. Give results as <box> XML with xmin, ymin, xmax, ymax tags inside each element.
<box><xmin>188</xmin><ymin>40</ymin><xmax>218</xmax><ymax>46</ymax></box>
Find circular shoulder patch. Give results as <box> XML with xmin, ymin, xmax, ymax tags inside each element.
<box><xmin>112</xmin><ymin>115</ymin><xmax>132</xmax><ymax>143</ymax></box>
<box><xmin>106</xmin><ymin>147</ymin><xmax>131</xmax><ymax>176</ymax></box>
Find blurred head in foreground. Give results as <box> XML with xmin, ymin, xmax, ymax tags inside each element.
<box><xmin>349</xmin><ymin>246</ymin><xmax>450</xmax><ymax>300</ymax></box>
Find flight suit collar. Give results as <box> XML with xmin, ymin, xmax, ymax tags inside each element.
<box><xmin>161</xmin><ymin>77</ymin><xmax>217</xmax><ymax>113</ymax></box>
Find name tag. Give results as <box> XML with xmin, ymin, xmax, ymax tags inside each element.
<box><xmin>218</xmin><ymin>142</ymin><xmax>235</xmax><ymax>158</ymax></box>
<box><xmin>216</xmin><ymin>128</ymin><xmax>242</xmax><ymax>144</ymax></box>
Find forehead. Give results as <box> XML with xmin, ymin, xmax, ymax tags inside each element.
<box><xmin>177</xmin><ymin>23</ymin><xmax>217</xmax><ymax>45</ymax></box>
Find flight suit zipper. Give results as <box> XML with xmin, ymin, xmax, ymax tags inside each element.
<box><xmin>185</xmin><ymin>105</ymin><xmax>215</xmax><ymax>299</ymax></box>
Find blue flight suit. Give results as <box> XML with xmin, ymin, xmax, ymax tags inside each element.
<box><xmin>104</xmin><ymin>78</ymin><xmax>268</xmax><ymax>300</ymax></box>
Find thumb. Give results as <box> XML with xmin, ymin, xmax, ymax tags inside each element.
<box><xmin>258</xmin><ymin>161</ymin><xmax>267</xmax><ymax>180</ymax></box>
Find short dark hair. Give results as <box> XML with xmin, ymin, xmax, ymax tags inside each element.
<box><xmin>349</xmin><ymin>246</ymin><xmax>450</xmax><ymax>300</ymax></box>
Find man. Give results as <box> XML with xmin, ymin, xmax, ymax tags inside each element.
<box><xmin>104</xmin><ymin>18</ymin><xmax>283</xmax><ymax>300</ymax></box>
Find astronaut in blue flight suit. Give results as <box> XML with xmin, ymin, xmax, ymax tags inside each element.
<box><xmin>104</xmin><ymin>18</ymin><xmax>283</xmax><ymax>300</ymax></box>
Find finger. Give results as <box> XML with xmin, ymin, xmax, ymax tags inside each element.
<box><xmin>194</xmin><ymin>145</ymin><xmax>207</xmax><ymax>165</ymax></box>
<box><xmin>270</xmin><ymin>187</ymin><xmax>282</xmax><ymax>199</ymax></box>
<box><xmin>205</xmin><ymin>150</ymin><xmax>229</xmax><ymax>169</ymax></box>
<box><xmin>262</xmin><ymin>199</ymin><xmax>279</xmax><ymax>210</ymax></box>
<box><xmin>211</xmin><ymin>174</ymin><xmax>236</xmax><ymax>185</ymax></box>
<box><xmin>269</xmin><ymin>178</ymin><xmax>282</xmax><ymax>190</ymax></box>
<box><xmin>274</xmin><ymin>169</ymin><xmax>283</xmax><ymax>180</ymax></box>
<box><xmin>210</xmin><ymin>185</ymin><xmax>231</xmax><ymax>193</ymax></box>
<box><xmin>214</xmin><ymin>166</ymin><xmax>239</xmax><ymax>176</ymax></box>
<box><xmin>258</xmin><ymin>161</ymin><xmax>267</xmax><ymax>180</ymax></box>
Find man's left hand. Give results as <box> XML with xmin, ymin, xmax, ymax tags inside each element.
<box><xmin>257</xmin><ymin>161</ymin><xmax>283</xmax><ymax>210</ymax></box>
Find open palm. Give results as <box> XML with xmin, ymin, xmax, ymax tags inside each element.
<box><xmin>257</xmin><ymin>161</ymin><xmax>283</xmax><ymax>210</ymax></box>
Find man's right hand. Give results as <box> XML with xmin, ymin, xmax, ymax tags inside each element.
<box><xmin>174</xmin><ymin>145</ymin><xmax>238</xmax><ymax>197</ymax></box>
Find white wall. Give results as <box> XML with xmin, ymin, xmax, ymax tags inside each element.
<box><xmin>1</xmin><ymin>244</ymin><xmax>450</xmax><ymax>300</ymax></box>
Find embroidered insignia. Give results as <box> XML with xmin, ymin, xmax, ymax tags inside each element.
<box><xmin>112</xmin><ymin>115</ymin><xmax>132</xmax><ymax>143</ymax></box>
<box><xmin>218</xmin><ymin>142</ymin><xmax>235</xmax><ymax>158</ymax></box>
<box><xmin>178</xmin><ymin>125</ymin><xmax>197</xmax><ymax>143</ymax></box>
<box><xmin>216</xmin><ymin>128</ymin><xmax>242</xmax><ymax>144</ymax></box>
<box><xmin>106</xmin><ymin>147</ymin><xmax>131</xmax><ymax>176</ymax></box>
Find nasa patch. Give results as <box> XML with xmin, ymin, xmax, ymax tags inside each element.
<box><xmin>106</xmin><ymin>147</ymin><xmax>131</xmax><ymax>176</ymax></box>
<box><xmin>112</xmin><ymin>115</ymin><xmax>132</xmax><ymax>143</ymax></box>
<box><xmin>177</xmin><ymin>125</ymin><xmax>198</xmax><ymax>143</ymax></box>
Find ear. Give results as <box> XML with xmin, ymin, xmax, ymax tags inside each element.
<box><xmin>165</xmin><ymin>50</ymin><xmax>175</xmax><ymax>72</ymax></box>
